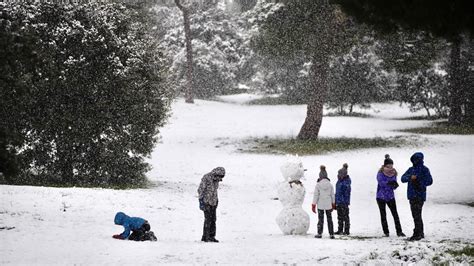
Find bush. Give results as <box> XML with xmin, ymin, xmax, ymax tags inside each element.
<box><xmin>0</xmin><ymin>2</ymin><xmax>171</xmax><ymax>187</ymax></box>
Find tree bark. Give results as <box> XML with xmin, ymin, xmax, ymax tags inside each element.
<box><xmin>448</xmin><ymin>36</ymin><xmax>462</xmax><ymax>124</ymax></box>
<box><xmin>175</xmin><ymin>0</ymin><xmax>194</xmax><ymax>103</ymax></box>
<box><xmin>297</xmin><ymin>58</ymin><xmax>329</xmax><ymax>140</ymax></box>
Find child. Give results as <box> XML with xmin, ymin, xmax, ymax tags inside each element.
<box><xmin>401</xmin><ymin>152</ymin><xmax>433</xmax><ymax>241</ymax></box>
<box><xmin>312</xmin><ymin>165</ymin><xmax>335</xmax><ymax>239</ymax></box>
<box><xmin>376</xmin><ymin>155</ymin><xmax>405</xmax><ymax>237</ymax></box>
<box><xmin>198</xmin><ymin>167</ymin><xmax>226</xmax><ymax>242</ymax></box>
<box><xmin>335</xmin><ymin>163</ymin><xmax>351</xmax><ymax>235</ymax></box>
<box><xmin>113</xmin><ymin>212</ymin><xmax>157</xmax><ymax>241</ymax></box>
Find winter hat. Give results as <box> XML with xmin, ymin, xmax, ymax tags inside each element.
<box><xmin>337</xmin><ymin>163</ymin><xmax>348</xmax><ymax>179</ymax></box>
<box><xmin>319</xmin><ymin>165</ymin><xmax>328</xmax><ymax>179</ymax></box>
<box><xmin>384</xmin><ymin>154</ymin><xmax>394</xmax><ymax>166</ymax></box>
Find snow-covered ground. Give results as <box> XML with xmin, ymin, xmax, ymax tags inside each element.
<box><xmin>1</xmin><ymin>96</ymin><xmax>473</xmax><ymax>264</ymax></box>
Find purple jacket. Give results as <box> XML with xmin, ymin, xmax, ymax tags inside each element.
<box><xmin>376</xmin><ymin>172</ymin><xmax>397</xmax><ymax>201</ymax></box>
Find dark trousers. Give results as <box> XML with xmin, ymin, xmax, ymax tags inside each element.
<box><xmin>336</xmin><ymin>205</ymin><xmax>350</xmax><ymax>233</ymax></box>
<box><xmin>409</xmin><ymin>198</ymin><xmax>425</xmax><ymax>237</ymax></box>
<box><xmin>377</xmin><ymin>199</ymin><xmax>403</xmax><ymax>234</ymax></box>
<box><xmin>202</xmin><ymin>204</ymin><xmax>217</xmax><ymax>240</ymax></box>
<box><xmin>317</xmin><ymin>209</ymin><xmax>334</xmax><ymax>235</ymax></box>
<box><xmin>129</xmin><ymin>221</ymin><xmax>151</xmax><ymax>241</ymax></box>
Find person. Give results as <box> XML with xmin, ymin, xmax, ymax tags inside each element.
<box><xmin>335</xmin><ymin>163</ymin><xmax>351</xmax><ymax>235</ymax></box>
<box><xmin>312</xmin><ymin>165</ymin><xmax>335</xmax><ymax>239</ymax></box>
<box><xmin>198</xmin><ymin>166</ymin><xmax>225</xmax><ymax>242</ymax></box>
<box><xmin>376</xmin><ymin>155</ymin><xmax>405</xmax><ymax>237</ymax></box>
<box><xmin>401</xmin><ymin>152</ymin><xmax>433</xmax><ymax>241</ymax></box>
<box><xmin>113</xmin><ymin>212</ymin><xmax>157</xmax><ymax>241</ymax></box>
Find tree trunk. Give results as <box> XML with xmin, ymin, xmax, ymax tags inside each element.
<box><xmin>175</xmin><ymin>0</ymin><xmax>194</xmax><ymax>103</ymax></box>
<box><xmin>448</xmin><ymin>36</ymin><xmax>462</xmax><ymax>124</ymax></box>
<box><xmin>297</xmin><ymin>58</ymin><xmax>329</xmax><ymax>140</ymax></box>
<box><xmin>423</xmin><ymin>102</ymin><xmax>431</xmax><ymax>118</ymax></box>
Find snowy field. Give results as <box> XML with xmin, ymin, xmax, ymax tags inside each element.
<box><xmin>1</xmin><ymin>96</ymin><xmax>473</xmax><ymax>264</ymax></box>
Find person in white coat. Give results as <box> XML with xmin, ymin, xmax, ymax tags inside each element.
<box><xmin>311</xmin><ymin>165</ymin><xmax>336</xmax><ymax>239</ymax></box>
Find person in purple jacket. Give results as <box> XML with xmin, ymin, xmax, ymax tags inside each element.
<box><xmin>376</xmin><ymin>155</ymin><xmax>405</xmax><ymax>237</ymax></box>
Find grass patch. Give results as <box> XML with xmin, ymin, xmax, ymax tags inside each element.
<box><xmin>447</xmin><ymin>245</ymin><xmax>474</xmax><ymax>257</ymax></box>
<box><xmin>247</xmin><ymin>96</ymin><xmax>301</xmax><ymax>105</ymax></box>
<box><xmin>241</xmin><ymin>136</ymin><xmax>409</xmax><ymax>155</ymax></box>
<box><xmin>325</xmin><ymin>111</ymin><xmax>373</xmax><ymax>118</ymax></box>
<box><xmin>393</xmin><ymin>115</ymin><xmax>446</xmax><ymax>121</ymax></box>
<box><xmin>400</xmin><ymin>122</ymin><xmax>474</xmax><ymax>135</ymax></box>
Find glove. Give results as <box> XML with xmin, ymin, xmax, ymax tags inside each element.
<box><xmin>199</xmin><ymin>198</ymin><xmax>205</xmax><ymax>211</ymax></box>
<box><xmin>311</xmin><ymin>204</ymin><xmax>316</xmax><ymax>213</ymax></box>
<box><xmin>332</xmin><ymin>203</ymin><xmax>336</xmax><ymax>210</ymax></box>
<box><xmin>387</xmin><ymin>181</ymin><xmax>399</xmax><ymax>190</ymax></box>
<box><xmin>113</xmin><ymin>234</ymin><xmax>124</xmax><ymax>240</ymax></box>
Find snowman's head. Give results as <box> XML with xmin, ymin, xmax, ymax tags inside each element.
<box><xmin>280</xmin><ymin>156</ymin><xmax>305</xmax><ymax>182</ymax></box>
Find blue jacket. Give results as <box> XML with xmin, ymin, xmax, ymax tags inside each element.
<box><xmin>376</xmin><ymin>171</ymin><xmax>397</xmax><ymax>201</ymax></box>
<box><xmin>335</xmin><ymin>176</ymin><xmax>351</xmax><ymax>205</ymax></box>
<box><xmin>401</xmin><ymin>152</ymin><xmax>433</xmax><ymax>201</ymax></box>
<box><xmin>114</xmin><ymin>212</ymin><xmax>146</xmax><ymax>239</ymax></box>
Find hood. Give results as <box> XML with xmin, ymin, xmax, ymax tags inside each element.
<box><xmin>114</xmin><ymin>212</ymin><xmax>128</xmax><ymax>225</ymax></box>
<box><xmin>410</xmin><ymin>152</ymin><xmax>424</xmax><ymax>167</ymax></box>
<box><xmin>210</xmin><ymin>167</ymin><xmax>225</xmax><ymax>181</ymax></box>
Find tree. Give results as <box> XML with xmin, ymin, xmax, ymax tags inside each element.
<box><xmin>160</xmin><ymin>1</ymin><xmax>246</xmax><ymax>98</ymax></box>
<box><xmin>174</xmin><ymin>0</ymin><xmax>195</xmax><ymax>103</ymax></box>
<box><xmin>254</xmin><ymin>0</ymin><xmax>357</xmax><ymax>139</ymax></box>
<box><xmin>328</xmin><ymin>42</ymin><xmax>384</xmax><ymax>114</ymax></box>
<box><xmin>402</xmin><ymin>69</ymin><xmax>449</xmax><ymax>118</ymax></box>
<box><xmin>0</xmin><ymin>2</ymin><xmax>171</xmax><ymax>187</ymax></box>
<box><xmin>336</xmin><ymin>0</ymin><xmax>474</xmax><ymax>124</ymax></box>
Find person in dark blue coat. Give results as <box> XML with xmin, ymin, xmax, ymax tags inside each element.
<box><xmin>113</xmin><ymin>212</ymin><xmax>156</xmax><ymax>241</ymax></box>
<box><xmin>401</xmin><ymin>152</ymin><xmax>433</xmax><ymax>241</ymax></box>
<box><xmin>335</xmin><ymin>163</ymin><xmax>351</xmax><ymax>235</ymax></box>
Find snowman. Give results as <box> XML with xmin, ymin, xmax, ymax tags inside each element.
<box><xmin>276</xmin><ymin>156</ymin><xmax>310</xmax><ymax>235</ymax></box>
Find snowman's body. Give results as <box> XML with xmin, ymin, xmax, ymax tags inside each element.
<box><xmin>276</xmin><ymin>158</ymin><xmax>310</xmax><ymax>235</ymax></box>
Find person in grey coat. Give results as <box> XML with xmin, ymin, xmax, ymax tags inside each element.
<box><xmin>311</xmin><ymin>165</ymin><xmax>336</xmax><ymax>239</ymax></box>
<box><xmin>198</xmin><ymin>167</ymin><xmax>225</xmax><ymax>242</ymax></box>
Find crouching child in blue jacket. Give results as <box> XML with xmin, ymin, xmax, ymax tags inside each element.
<box><xmin>113</xmin><ymin>212</ymin><xmax>157</xmax><ymax>241</ymax></box>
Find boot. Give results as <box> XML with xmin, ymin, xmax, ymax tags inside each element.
<box><xmin>409</xmin><ymin>235</ymin><xmax>422</xmax><ymax>241</ymax></box>
<box><xmin>314</xmin><ymin>234</ymin><xmax>322</xmax><ymax>238</ymax></box>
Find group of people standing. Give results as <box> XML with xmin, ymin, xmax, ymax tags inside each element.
<box><xmin>311</xmin><ymin>152</ymin><xmax>433</xmax><ymax>241</ymax></box>
<box><xmin>111</xmin><ymin>153</ymin><xmax>432</xmax><ymax>243</ymax></box>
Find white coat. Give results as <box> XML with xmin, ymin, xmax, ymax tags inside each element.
<box><xmin>312</xmin><ymin>178</ymin><xmax>335</xmax><ymax>210</ymax></box>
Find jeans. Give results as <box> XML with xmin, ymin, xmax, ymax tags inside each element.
<box><xmin>409</xmin><ymin>198</ymin><xmax>425</xmax><ymax>237</ymax></box>
<box><xmin>317</xmin><ymin>209</ymin><xmax>334</xmax><ymax>235</ymax></box>
<box><xmin>202</xmin><ymin>204</ymin><xmax>217</xmax><ymax>240</ymax></box>
<box><xmin>128</xmin><ymin>221</ymin><xmax>151</xmax><ymax>241</ymax></box>
<box><xmin>377</xmin><ymin>199</ymin><xmax>403</xmax><ymax>235</ymax></box>
<box><xmin>336</xmin><ymin>204</ymin><xmax>350</xmax><ymax>233</ymax></box>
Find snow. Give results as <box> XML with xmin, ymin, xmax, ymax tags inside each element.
<box><xmin>1</xmin><ymin>97</ymin><xmax>473</xmax><ymax>264</ymax></box>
